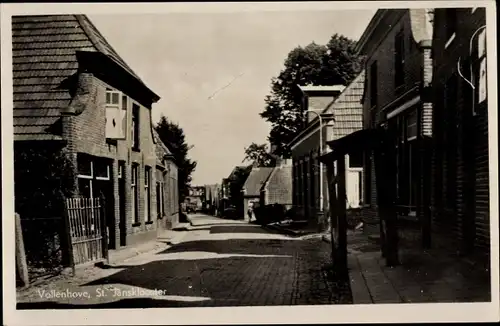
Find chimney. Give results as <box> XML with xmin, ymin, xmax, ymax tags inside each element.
<box><xmin>298</xmin><ymin>85</ymin><xmax>345</xmax><ymax>123</ymax></box>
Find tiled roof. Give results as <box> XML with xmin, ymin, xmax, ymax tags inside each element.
<box><xmin>262</xmin><ymin>163</ymin><xmax>293</xmax><ymax>205</ymax></box>
<box><xmin>243</xmin><ymin>167</ymin><xmax>274</xmax><ymax>197</ymax></box>
<box><xmin>12</xmin><ymin>15</ymin><xmax>145</xmax><ymax>141</ymax></box>
<box><xmin>152</xmin><ymin>128</ymin><xmax>174</xmax><ymax>164</ymax></box>
<box><xmin>324</xmin><ymin>70</ymin><xmax>365</xmax><ymax>141</ymax></box>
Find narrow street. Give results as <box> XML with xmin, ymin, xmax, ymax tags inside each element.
<box><xmin>17</xmin><ymin>214</ymin><xmax>349</xmax><ymax>309</ymax></box>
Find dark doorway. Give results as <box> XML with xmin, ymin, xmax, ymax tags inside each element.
<box><xmin>118</xmin><ymin>161</ymin><xmax>127</xmax><ymax>247</ymax></box>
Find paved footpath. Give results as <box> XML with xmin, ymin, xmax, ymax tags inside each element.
<box><xmin>17</xmin><ymin>215</ymin><xmax>346</xmax><ymax>309</ymax></box>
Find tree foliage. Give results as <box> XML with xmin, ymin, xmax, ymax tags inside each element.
<box><xmin>260</xmin><ymin>34</ymin><xmax>364</xmax><ymax>157</ymax></box>
<box><xmin>242</xmin><ymin>142</ymin><xmax>276</xmax><ymax>167</ymax></box>
<box><xmin>155</xmin><ymin>115</ymin><xmax>197</xmax><ymax>201</ymax></box>
<box><xmin>14</xmin><ymin>143</ymin><xmax>75</xmax><ymax>218</ymax></box>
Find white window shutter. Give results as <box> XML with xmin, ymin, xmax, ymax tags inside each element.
<box><xmin>478</xmin><ymin>58</ymin><xmax>487</xmax><ymax>104</ymax></box>
<box><xmin>478</xmin><ymin>29</ymin><xmax>486</xmax><ymax>57</ymax></box>
<box><xmin>105</xmin><ymin>107</ymin><xmax>120</xmax><ymax>139</ymax></box>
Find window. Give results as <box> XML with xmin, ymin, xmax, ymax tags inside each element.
<box><xmin>131</xmin><ymin>164</ymin><xmax>139</xmax><ymax>224</ymax></box>
<box><xmin>444</xmin><ymin>9</ymin><xmax>457</xmax><ymax>48</ymax></box>
<box><xmin>131</xmin><ymin>104</ymin><xmax>140</xmax><ymax>150</ymax></box>
<box><xmin>156</xmin><ymin>169</ymin><xmax>166</xmax><ymax>219</ymax></box>
<box><xmin>395</xmin><ymin>30</ymin><xmax>405</xmax><ymax>88</ymax></box>
<box><xmin>406</xmin><ymin>109</ymin><xmax>418</xmax><ymax>141</ymax></box>
<box><xmin>76</xmin><ymin>154</ymin><xmax>110</xmax><ymax>199</ymax></box>
<box><xmin>349</xmin><ymin>152</ymin><xmax>363</xmax><ymax>168</ymax></box>
<box><xmin>370</xmin><ymin>61</ymin><xmax>378</xmax><ymax>108</ymax></box>
<box><xmin>145</xmin><ymin>166</ymin><xmax>152</xmax><ymax>222</ymax></box>
<box><xmin>105</xmin><ymin>90</ymin><xmax>127</xmax><ymax>139</ymax></box>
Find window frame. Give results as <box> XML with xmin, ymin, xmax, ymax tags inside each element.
<box><xmin>105</xmin><ymin>89</ymin><xmax>128</xmax><ymax>140</ymax></box>
<box><xmin>131</xmin><ymin>164</ymin><xmax>140</xmax><ymax>225</ymax></box>
<box><xmin>131</xmin><ymin>103</ymin><xmax>140</xmax><ymax>151</ymax></box>
<box><xmin>145</xmin><ymin>166</ymin><xmax>152</xmax><ymax>223</ymax></box>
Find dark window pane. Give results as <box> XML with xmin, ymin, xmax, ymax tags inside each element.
<box><xmin>77</xmin><ymin>154</ymin><xmax>92</xmax><ymax>176</ymax></box>
<box><xmin>112</xmin><ymin>92</ymin><xmax>119</xmax><ymax>105</ymax></box>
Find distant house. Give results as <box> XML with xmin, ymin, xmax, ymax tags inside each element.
<box><xmin>12</xmin><ymin>15</ymin><xmax>179</xmax><ymax>255</ymax></box>
<box><xmin>288</xmin><ymin>72</ymin><xmax>365</xmax><ymax>231</ymax></box>
<box><xmin>184</xmin><ymin>186</ymin><xmax>205</xmax><ymax>211</ymax></box>
<box><xmin>260</xmin><ymin>159</ymin><xmax>293</xmax><ymax>210</ymax></box>
<box><xmin>222</xmin><ymin>165</ymin><xmax>252</xmax><ymax>218</ymax></box>
<box><xmin>242</xmin><ymin>167</ymin><xmax>274</xmax><ymax>220</ymax></box>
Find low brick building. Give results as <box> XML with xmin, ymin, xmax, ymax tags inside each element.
<box><xmin>12</xmin><ymin>15</ymin><xmax>179</xmax><ymax>252</ymax></box>
<box><xmin>289</xmin><ymin>71</ymin><xmax>365</xmax><ymax>231</ymax></box>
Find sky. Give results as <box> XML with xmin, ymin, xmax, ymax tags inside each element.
<box><xmin>89</xmin><ymin>9</ymin><xmax>375</xmax><ymax>186</ymax></box>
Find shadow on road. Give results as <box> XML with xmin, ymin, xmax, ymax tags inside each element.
<box><xmin>18</xmin><ymin>234</ymin><xmax>350</xmax><ymax>309</ymax></box>
<box><xmin>157</xmin><ymin>238</ymin><xmax>296</xmax><ymax>256</ymax></box>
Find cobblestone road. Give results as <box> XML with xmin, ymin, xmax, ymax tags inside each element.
<box><xmin>17</xmin><ymin>215</ymin><xmax>348</xmax><ymax>309</ymax></box>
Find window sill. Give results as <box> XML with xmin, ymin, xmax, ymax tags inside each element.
<box><xmin>106</xmin><ymin>138</ymin><xmax>118</xmax><ymax>146</ymax></box>
<box><xmin>131</xmin><ymin>147</ymin><xmax>140</xmax><ymax>153</ymax></box>
<box><xmin>145</xmin><ymin>220</ymin><xmax>154</xmax><ymax>225</ymax></box>
<box><xmin>132</xmin><ymin>222</ymin><xmax>142</xmax><ymax>227</ymax></box>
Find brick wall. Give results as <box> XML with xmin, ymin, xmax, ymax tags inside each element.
<box><xmin>432</xmin><ymin>7</ymin><xmax>489</xmax><ymax>251</ymax></box>
<box><xmin>62</xmin><ymin>72</ymin><xmax>169</xmax><ymax>248</ymax></box>
<box><xmin>360</xmin><ymin>9</ymin><xmax>434</xmax><ymax>243</ymax></box>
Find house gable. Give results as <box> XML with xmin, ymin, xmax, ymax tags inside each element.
<box><xmin>12</xmin><ymin>15</ymin><xmax>158</xmax><ymax>142</ymax></box>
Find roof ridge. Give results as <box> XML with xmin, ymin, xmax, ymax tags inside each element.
<box><xmin>74</xmin><ymin>15</ymin><xmax>100</xmax><ymax>53</ymax></box>
<box><xmin>75</xmin><ymin>15</ymin><xmax>144</xmax><ymax>83</ymax></box>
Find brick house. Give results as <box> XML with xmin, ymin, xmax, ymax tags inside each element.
<box><xmin>12</xmin><ymin>15</ymin><xmax>179</xmax><ymax>251</ymax></box>
<box><xmin>242</xmin><ymin>166</ymin><xmax>274</xmax><ymax>220</ymax></box>
<box><xmin>289</xmin><ymin>86</ymin><xmax>342</xmax><ymax>229</ymax></box>
<box><xmin>259</xmin><ymin>159</ymin><xmax>293</xmax><ymax>210</ymax></box>
<box><xmin>431</xmin><ymin>7</ymin><xmax>489</xmax><ymax>253</ymax></box>
<box><xmin>356</xmin><ymin>9</ymin><xmax>435</xmax><ymax>246</ymax></box>
<box><xmin>289</xmin><ymin>72</ymin><xmax>365</xmax><ymax>231</ymax></box>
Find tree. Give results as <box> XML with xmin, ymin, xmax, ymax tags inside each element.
<box><xmin>242</xmin><ymin>142</ymin><xmax>276</xmax><ymax>167</ymax></box>
<box><xmin>155</xmin><ymin>115</ymin><xmax>197</xmax><ymax>201</ymax></box>
<box><xmin>260</xmin><ymin>34</ymin><xmax>364</xmax><ymax>157</ymax></box>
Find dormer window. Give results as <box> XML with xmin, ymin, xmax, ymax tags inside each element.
<box><xmin>105</xmin><ymin>89</ymin><xmax>127</xmax><ymax>139</ymax></box>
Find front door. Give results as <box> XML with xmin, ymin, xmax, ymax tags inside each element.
<box><xmin>118</xmin><ymin>161</ymin><xmax>126</xmax><ymax>247</ymax></box>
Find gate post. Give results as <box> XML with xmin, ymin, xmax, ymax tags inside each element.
<box><xmin>15</xmin><ymin>213</ymin><xmax>29</xmax><ymax>287</ymax></box>
<box><xmin>63</xmin><ymin>199</ymin><xmax>76</xmax><ymax>275</ymax></box>
<box><xmin>374</xmin><ymin>131</ymin><xmax>400</xmax><ymax>267</ymax></box>
<box><xmin>100</xmin><ymin>196</ymin><xmax>110</xmax><ymax>264</ymax></box>
<box><xmin>326</xmin><ymin>162</ymin><xmax>337</xmax><ymax>264</ymax></box>
<box><xmin>336</xmin><ymin>156</ymin><xmax>348</xmax><ymax>275</ymax></box>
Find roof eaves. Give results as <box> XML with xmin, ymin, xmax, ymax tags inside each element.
<box><xmin>355</xmin><ymin>9</ymin><xmax>387</xmax><ymax>55</ymax></box>
<box><xmin>76</xmin><ymin>15</ymin><xmax>161</xmax><ymax>103</ymax></box>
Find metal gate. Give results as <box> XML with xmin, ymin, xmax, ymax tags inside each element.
<box><xmin>64</xmin><ymin>197</ymin><xmax>109</xmax><ymax>267</ymax></box>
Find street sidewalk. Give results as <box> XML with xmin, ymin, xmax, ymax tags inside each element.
<box><xmin>323</xmin><ymin>230</ymin><xmax>491</xmax><ymax>304</ymax></box>
<box><xmin>16</xmin><ymin>226</ymin><xmax>190</xmax><ymax>297</ymax></box>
